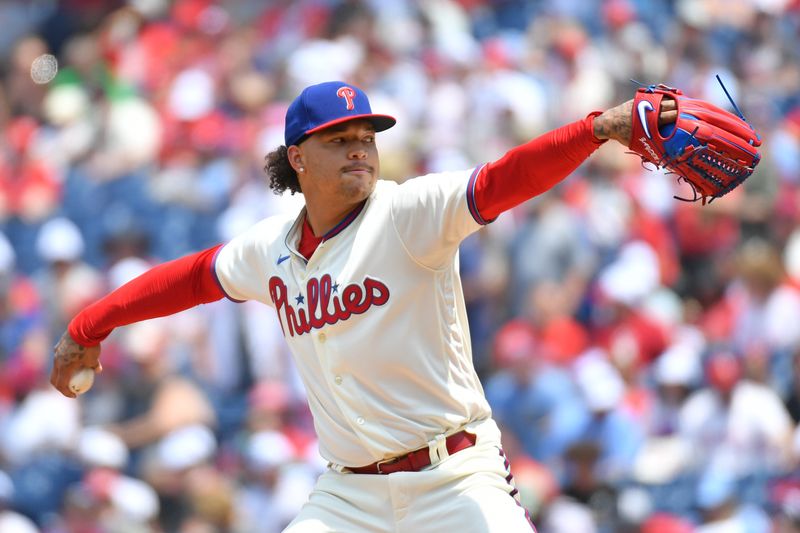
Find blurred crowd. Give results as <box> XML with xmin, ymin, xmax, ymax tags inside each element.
<box><xmin>1</xmin><ymin>0</ymin><xmax>800</xmax><ymax>531</ymax></box>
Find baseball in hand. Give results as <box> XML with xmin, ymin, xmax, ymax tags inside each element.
<box><xmin>69</xmin><ymin>368</ymin><xmax>95</xmax><ymax>395</ymax></box>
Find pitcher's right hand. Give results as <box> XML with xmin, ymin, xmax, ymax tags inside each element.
<box><xmin>51</xmin><ymin>331</ymin><xmax>102</xmax><ymax>398</ymax></box>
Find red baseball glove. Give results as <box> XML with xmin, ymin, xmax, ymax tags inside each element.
<box><xmin>629</xmin><ymin>80</ymin><xmax>762</xmax><ymax>204</ymax></box>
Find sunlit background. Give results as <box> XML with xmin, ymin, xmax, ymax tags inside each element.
<box><xmin>1</xmin><ymin>0</ymin><xmax>799</xmax><ymax>532</ymax></box>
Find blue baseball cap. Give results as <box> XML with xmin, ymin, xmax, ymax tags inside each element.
<box><xmin>284</xmin><ymin>81</ymin><xmax>396</xmax><ymax>147</ymax></box>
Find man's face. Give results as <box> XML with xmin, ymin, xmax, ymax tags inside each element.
<box><xmin>294</xmin><ymin>119</ymin><xmax>380</xmax><ymax>204</ymax></box>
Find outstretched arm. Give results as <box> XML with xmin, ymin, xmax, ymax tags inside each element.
<box><xmin>472</xmin><ymin>99</ymin><xmax>677</xmax><ymax>221</ymax></box>
<box><xmin>50</xmin><ymin>244</ymin><xmax>226</xmax><ymax>397</ymax></box>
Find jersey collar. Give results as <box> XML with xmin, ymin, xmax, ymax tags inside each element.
<box><xmin>321</xmin><ymin>200</ymin><xmax>366</xmax><ymax>241</ymax></box>
<box><xmin>284</xmin><ymin>199</ymin><xmax>368</xmax><ymax>259</ymax></box>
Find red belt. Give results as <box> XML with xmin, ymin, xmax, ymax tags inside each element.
<box><xmin>348</xmin><ymin>430</ymin><xmax>476</xmax><ymax>475</ymax></box>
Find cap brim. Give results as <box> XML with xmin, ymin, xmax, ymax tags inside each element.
<box><xmin>305</xmin><ymin>114</ymin><xmax>396</xmax><ymax>136</ymax></box>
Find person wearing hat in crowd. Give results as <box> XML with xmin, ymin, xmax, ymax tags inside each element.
<box><xmin>51</xmin><ymin>81</ymin><xmax>676</xmax><ymax>531</ymax></box>
<box><xmin>679</xmin><ymin>349</ymin><xmax>794</xmax><ymax>480</ymax></box>
<box><xmin>33</xmin><ymin>217</ymin><xmax>104</xmax><ymax>347</ymax></box>
<box><xmin>694</xmin><ymin>467</ymin><xmax>771</xmax><ymax>533</ymax></box>
<box><xmin>484</xmin><ymin>319</ymin><xmax>587</xmax><ymax>466</ymax></box>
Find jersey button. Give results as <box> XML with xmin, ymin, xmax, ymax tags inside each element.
<box><xmin>318</xmin><ymin>332</ymin><xmax>327</xmax><ymax>343</ymax></box>
<box><xmin>356</xmin><ymin>416</ymin><xmax>365</xmax><ymax>425</ymax></box>
<box><xmin>334</xmin><ymin>375</ymin><xmax>343</xmax><ymax>385</ymax></box>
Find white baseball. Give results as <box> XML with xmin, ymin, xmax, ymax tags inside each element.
<box><xmin>69</xmin><ymin>368</ymin><xmax>95</xmax><ymax>395</ymax></box>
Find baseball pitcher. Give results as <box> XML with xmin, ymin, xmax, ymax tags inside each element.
<box><xmin>51</xmin><ymin>80</ymin><xmax>759</xmax><ymax>532</ymax></box>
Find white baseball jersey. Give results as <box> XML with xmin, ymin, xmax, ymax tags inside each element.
<box><xmin>214</xmin><ymin>167</ymin><xmax>492</xmax><ymax>467</ymax></box>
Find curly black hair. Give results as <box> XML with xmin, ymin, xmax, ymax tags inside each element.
<box><xmin>264</xmin><ymin>146</ymin><xmax>301</xmax><ymax>195</ymax></box>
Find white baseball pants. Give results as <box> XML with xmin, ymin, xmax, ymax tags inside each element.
<box><xmin>283</xmin><ymin>419</ymin><xmax>536</xmax><ymax>533</ymax></box>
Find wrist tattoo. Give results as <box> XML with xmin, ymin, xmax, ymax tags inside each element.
<box><xmin>609</xmin><ymin>107</ymin><xmax>632</xmax><ymax>145</ymax></box>
<box><xmin>596</xmin><ymin>103</ymin><xmax>633</xmax><ymax>145</ymax></box>
<box><xmin>60</xmin><ymin>347</ymin><xmax>83</xmax><ymax>367</ymax></box>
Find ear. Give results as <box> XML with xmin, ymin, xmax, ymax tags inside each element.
<box><xmin>287</xmin><ymin>145</ymin><xmax>305</xmax><ymax>173</ymax></box>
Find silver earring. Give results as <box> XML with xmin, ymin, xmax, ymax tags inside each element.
<box><xmin>298</xmin><ymin>167</ymin><xmax>305</xmax><ymax>172</ymax></box>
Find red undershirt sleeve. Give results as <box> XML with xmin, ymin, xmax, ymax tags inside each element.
<box><xmin>472</xmin><ymin>112</ymin><xmax>607</xmax><ymax>221</ymax></box>
<box><xmin>68</xmin><ymin>244</ymin><xmax>226</xmax><ymax>346</ymax></box>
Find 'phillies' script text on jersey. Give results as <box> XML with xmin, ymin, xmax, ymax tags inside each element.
<box><xmin>269</xmin><ymin>274</ymin><xmax>390</xmax><ymax>336</ymax></box>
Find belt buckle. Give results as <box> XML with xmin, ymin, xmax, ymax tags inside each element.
<box><xmin>376</xmin><ymin>456</ymin><xmax>401</xmax><ymax>474</ymax></box>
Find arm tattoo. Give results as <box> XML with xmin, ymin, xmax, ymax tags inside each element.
<box><xmin>606</xmin><ymin>105</ymin><xmax>632</xmax><ymax>145</ymax></box>
<box><xmin>58</xmin><ymin>342</ymin><xmax>85</xmax><ymax>367</ymax></box>
<box><xmin>594</xmin><ymin>102</ymin><xmax>633</xmax><ymax>145</ymax></box>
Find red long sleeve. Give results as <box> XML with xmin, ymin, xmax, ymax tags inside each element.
<box><xmin>472</xmin><ymin>113</ymin><xmax>606</xmax><ymax>221</ymax></box>
<box><xmin>68</xmin><ymin>244</ymin><xmax>226</xmax><ymax>346</ymax></box>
